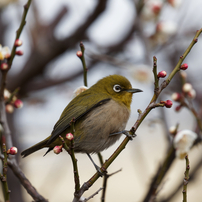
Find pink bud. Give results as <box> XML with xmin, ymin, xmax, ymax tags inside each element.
<box><xmin>14</xmin><ymin>39</ymin><xmax>23</xmax><ymax>47</ymax></box>
<box><xmin>187</xmin><ymin>89</ymin><xmax>196</xmax><ymax>99</ymax></box>
<box><xmin>14</xmin><ymin>99</ymin><xmax>23</xmax><ymax>108</ymax></box>
<box><xmin>158</xmin><ymin>71</ymin><xmax>167</xmax><ymax>78</ymax></box>
<box><xmin>15</xmin><ymin>50</ymin><xmax>23</xmax><ymax>56</ymax></box>
<box><xmin>175</xmin><ymin>105</ymin><xmax>181</xmax><ymax>112</ymax></box>
<box><xmin>165</xmin><ymin>100</ymin><xmax>173</xmax><ymax>108</ymax></box>
<box><xmin>66</xmin><ymin>133</ymin><xmax>74</xmax><ymax>140</ymax></box>
<box><xmin>171</xmin><ymin>92</ymin><xmax>181</xmax><ymax>101</ymax></box>
<box><xmin>152</xmin><ymin>4</ymin><xmax>161</xmax><ymax>14</ymax></box>
<box><xmin>180</xmin><ymin>63</ymin><xmax>188</xmax><ymax>70</ymax></box>
<box><xmin>6</xmin><ymin>104</ymin><xmax>14</xmax><ymax>113</ymax></box>
<box><xmin>0</xmin><ymin>63</ymin><xmax>8</xmax><ymax>70</ymax></box>
<box><xmin>182</xmin><ymin>83</ymin><xmax>192</xmax><ymax>93</ymax></box>
<box><xmin>76</xmin><ymin>51</ymin><xmax>82</xmax><ymax>58</ymax></box>
<box><xmin>7</xmin><ymin>147</ymin><xmax>18</xmax><ymax>155</ymax></box>
<box><xmin>53</xmin><ymin>145</ymin><xmax>63</xmax><ymax>154</ymax></box>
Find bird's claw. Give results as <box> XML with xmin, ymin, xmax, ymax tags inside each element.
<box><xmin>122</xmin><ymin>130</ymin><xmax>136</xmax><ymax>140</ymax></box>
<box><xmin>95</xmin><ymin>166</ymin><xmax>107</xmax><ymax>177</ymax></box>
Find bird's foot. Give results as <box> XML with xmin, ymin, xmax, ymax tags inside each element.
<box><xmin>86</xmin><ymin>153</ymin><xmax>106</xmax><ymax>177</ymax></box>
<box><xmin>110</xmin><ymin>130</ymin><xmax>136</xmax><ymax>140</ymax></box>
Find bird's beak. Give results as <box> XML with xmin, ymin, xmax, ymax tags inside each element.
<box><xmin>124</xmin><ymin>88</ymin><xmax>143</xmax><ymax>93</ymax></box>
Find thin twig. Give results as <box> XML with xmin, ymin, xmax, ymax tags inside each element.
<box><xmin>1</xmin><ymin>143</ymin><xmax>10</xmax><ymax>201</ymax></box>
<box><xmin>8</xmin><ymin>0</ymin><xmax>32</xmax><ymax>68</ymax></box>
<box><xmin>101</xmin><ymin>169</ymin><xmax>122</xmax><ymax>202</ymax></box>
<box><xmin>84</xmin><ymin>188</ymin><xmax>104</xmax><ymax>202</ymax></box>
<box><xmin>79</xmin><ymin>42</ymin><xmax>88</xmax><ymax>87</ymax></box>
<box><xmin>182</xmin><ymin>155</ymin><xmax>190</xmax><ymax>202</ymax></box>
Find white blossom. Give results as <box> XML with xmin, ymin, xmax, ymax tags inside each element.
<box><xmin>73</xmin><ymin>86</ymin><xmax>88</xmax><ymax>97</ymax></box>
<box><xmin>174</xmin><ymin>130</ymin><xmax>197</xmax><ymax>159</ymax></box>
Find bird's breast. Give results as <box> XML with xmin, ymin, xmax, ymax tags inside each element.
<box><xmin>74</xmin><ymin>99</ymin><xmax>130</xmax><ymax>153</ymax></box>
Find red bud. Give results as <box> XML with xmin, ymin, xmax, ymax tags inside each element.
<box><xmin>7</xmin><ymin>147</ymin><xmax>18</xmax><ymax>155</ymax></box>
<box><xmin>15</xmin><ymin>39</ymin><xmax>23</xmax><ymax>47</ymax></box>
<box><xmin>180</xmin><ymin>63</ymin><xmax>188</xmax><ymax>70</ymax></box>
<box><xmin>14</xmin><ymin>99</ymin><xmax>23</xmax><ymax>108</ymax></box>
<box><xmin>15</xmin><ymin>50</ymin><xmax>23</xmax><ymax>56</ymax></box>
<box><xmin>0</xmin><ymin>63</ymin><xmax>8</xmax><ymax>70</ymax></box>
<box><xmin>76</xmin><ymin>51</ymin><xmax>82</xmax><ymax>58</ymax></box>
<box><xmin>158</xmin><ymin>71</ymin><xmax>167</xmax><ymax>78</ymax></box>
<box><xmin>165</xmin><ymin>100</ymin><xmax>173</xmax><ymax>108</ymax></box>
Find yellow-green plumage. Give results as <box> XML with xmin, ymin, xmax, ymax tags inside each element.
<box><xmin>21</xmin><ymin>75</ymin><xmax>142</xmax><ymax>157</ymax></box>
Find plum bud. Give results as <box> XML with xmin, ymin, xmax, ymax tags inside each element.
<box><xmin>7</xmin><ymin>147</ymin><xmax>18</xmax><ymax>155</ymax></box>
<box><xmin>66</xmin><ymin>133</ymin><xmax>74</xmax><ymax>140</ymax></box>
<box><xmin>171</xmin><ymin>92</ymin><xmax>181</xmax><ymax>101</ymax></box>
<box><xmin>14</xmin><ymin>39</ymin><xmax>23</xmax><ymax>47</ymax></box>
<box><xmin>15</xmin><ymin>50</ymin><xmax>23</xmax><ymax>56</ymax></box>
<box><xmin>182</xmin><ymin>83</ymin><xmax>192</xmax><ymax>93</ymax></box>
<box><xmin>53</xmin><ymin>145</ymin><xmax>63</xmax><ymax>154</ymax></box>
<box><xmin>180</xmin><ymin>63</ymin><xmax>188</xmax><ymax>70</ymax></box>
<box><xmin>0</xmin><ymin>63</ymin><xmax>8</xmax><ymax>70</ymax></box>
<box><xmin>157</xmin><ymin>71</ymin><xmax>167</xmax><ymax>78</ymax></box>
<box><xmin>14</xmin><ymin>99</ymin><xmax>23</xmax><ymax>108</ymax></box>
<box><xmin>76</xmin><ymin>51</ymin><xmax>82</xmax><ymax>58</ymax></box>
<box><xmin>165</xmin><ymin>100</ymin><xmax>173</xmax><ymax>108</ymax></box>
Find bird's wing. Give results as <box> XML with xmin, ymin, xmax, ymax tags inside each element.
<box><xmin>47</xmin><ymin>92</ymin><xmax>111</xmax><ymax>144</ymax></box>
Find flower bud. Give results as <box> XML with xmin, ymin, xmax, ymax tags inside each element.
<box><xmin>66</xmin><ymin>133</ymin><xmax>74</xmax><ymax>140</ymax></box>
<box><xmin>165</xmin><ymin>100</ymin><xmax>173</xmax><ymax>108</ymax></box>
<box><xmin>171</xmin><ymin>92</ymin><xmax>181</xmax><ymax>101</ymax></box>
<box><xmin>175</xmin><ymin>105</ymin><xmax>181</xmax><ymax>112</ymax></box>
<box><xmin>14</xmin><ymin>99</ymin><xmax>23</xmax><ymax>108</ymax></box>
<box><xmin>4</xmin><ymin>89</ymin><xmax>11</xmax><ymax>100</ymax></box>
<box><xmin>6</xmin><ymin>104</ymin><xmax>14</xmax><ymax>113</ymax></box>
<box><xmin>187</xmin><ymin>89</ymin><xmax>196</xmax><ymax>99</ymax></box>
<box><xmin>7</xmin><ymin>147</ymin><xmax>18</xmax><ymax>155</ymax></box>
<box><xmin>14</xmin><ymin>39</ymin><xmax>23</xmax><ymax>47</ymax></box>
<box><xmin>76</xmin><ymin>51</ymin><xmax>82</xmax><ymax>58</ymax></box>
<box><xmin>73</xmin><ymin>86</ymin><xmax>88</xmax><ymax>97</ymax></box>
<box><xmin>53</xmin><ymin>145</ymin><xmax>63</xmax><ymax>154</ymax></box>
<box><xmin>157</xmin><ymin>70</ymin><xmax>167</xmax><ymax>78</ymax></box>
<box><xmin>182</xmin><ymin>83</ymin><xmax>192</xmax><ymax>93</ymax></box>
<box><xmin>15</xmin><ymin>50</ymin><xmax>23</xmax><ymax>56</ymax></box>
<box><xmin>180</xmin><ymin>63</ymin><xmax>188</xmax><ymax>70</ymax></box>
<box><xmin>169</xmin><ymin>125</ymin><xmax>177</xmax><ymax>135</ymax></box>
<box><xmin>0</xmin><ymin>63</ymin><xmax>8</xmax><ymax>70</ymax></box>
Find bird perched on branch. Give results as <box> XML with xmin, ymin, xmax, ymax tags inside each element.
<box><xmin>21</xmin><ymin>75</ymin><xmax>142</xmax><ymax>169</ymax></box>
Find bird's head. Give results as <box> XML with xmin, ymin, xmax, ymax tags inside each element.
<box><xmin>92</xmin><ymin>75</ymin><xmax>142</xmax><ymax>109</ymax></box>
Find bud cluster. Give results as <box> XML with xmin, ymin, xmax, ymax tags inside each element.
<box><xmin>171</xmin><ymin>67</ymin><xmax>196</xmax><ymax>112</ymax></box>
<box><xmin>0</xmin><ymin>44</ymin><xmax>11</xmax><ymax>71</ymax></box>
<box><xmin>4</xmin><ymin>89</ymin><xmax>23</xmax><ymax>113</ymax></box>
<box><xmin>53</xmin><ymin>133</ymin><xmax>74</xmax><ymax>155</ymax></box>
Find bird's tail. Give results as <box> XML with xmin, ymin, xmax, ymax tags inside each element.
<box><xmin>21</xmin><ymin>138</ymin><xmax>49</xmax><ymax>158</ymax></box>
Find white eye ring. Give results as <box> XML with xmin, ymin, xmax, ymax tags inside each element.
<box><xmin>113</xmin><ymin>84</ymin><xmax>122</xmax><ymax>92</ymax></box>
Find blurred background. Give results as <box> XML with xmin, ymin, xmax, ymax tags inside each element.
<box><xmin>0</xmin><ymin>0</ymin><xmax>202</xmax><ymax>201</ymax></box>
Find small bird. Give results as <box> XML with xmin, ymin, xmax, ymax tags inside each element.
<box><xmin>21</xmin><ymin>75</ymin><xmax>142</xmax><ymax>161</ymax></box>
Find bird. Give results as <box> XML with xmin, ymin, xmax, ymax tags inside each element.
<box><xmin>21</xmin><ymin>75</ymin><xmax>142</xmax><ymax>167</ymax></box>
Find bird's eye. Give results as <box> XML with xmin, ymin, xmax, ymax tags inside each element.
<box><xmin>113</xmin><ymin>84</ymin><xmax>122</xmax><ymax>92</ymax></box>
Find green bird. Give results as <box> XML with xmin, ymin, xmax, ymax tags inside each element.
<box><xmin>21</xmin><ymin>75</ymin><xmax>142</xmax><ymax>162</ymax></box>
